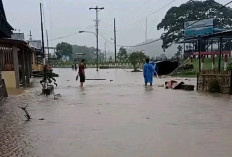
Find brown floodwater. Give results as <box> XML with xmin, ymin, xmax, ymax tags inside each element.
<box><xmin>0</xmin><ymin>68</ymin><xmax>232</xmax><ymax>157</ymax></box>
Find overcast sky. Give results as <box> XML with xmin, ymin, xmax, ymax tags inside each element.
<box><xmin>3</xmin><ymin>0</ymin><xmax>231</xmax><ymax>52</ymax></box>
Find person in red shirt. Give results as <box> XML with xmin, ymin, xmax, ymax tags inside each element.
<box><xmin>78</xmin><ymin>59</ymin><xmax>86</xmax><ymax>87</ymax></box>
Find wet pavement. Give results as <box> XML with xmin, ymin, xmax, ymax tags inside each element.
<box><xmin>1</xmin><ymin>68</ymin><xmax>232</xmax><ymax>157</ymax></box>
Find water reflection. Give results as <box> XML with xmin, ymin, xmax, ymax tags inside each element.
<box><xmin>144</xmin><ymin>86</ymin><xmax>154</xmax><ymax>92</ymax></box>
<box><xmin>0</xmin><ymin>68</ymin><xmax>232</xmax><ymax>157</ymax></box>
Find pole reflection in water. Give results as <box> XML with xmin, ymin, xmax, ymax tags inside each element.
<box><xmin>0</xmin><ymin>68</ymin><xmax>232</xmax><ymax>157</ymax></box>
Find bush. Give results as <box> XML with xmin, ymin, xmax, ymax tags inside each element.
<box><xmin>208</xmin><ymin>80</ymin><xmax>221</xmax><ymax>93</ymax></box>
<box><xmin>227</xmin><ymin>62</ymin><xmax>232</xmax><ymax>71</ymax></box>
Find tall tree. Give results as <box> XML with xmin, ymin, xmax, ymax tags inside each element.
<box><xmin>157</xmin><ymin>0</ymin><xmax>232</xmax><ymax>50</ymax></box>
<box><xmin>117</xmin><ymin>47</ymin><xmax>128</xmax><ymax>63</ymax></box>
<box><xmin>56</xmin><ymin>42</ymin><xmax>73</xmax><ymax>59</ymax></box>
<box><xmin>55</xmin><ymin>51</ymin><xmax>63</xmax><ymax>60</ymax></box>
<box><xmin>128</xmin><ymin>51</ymin><xmax>147</xmax><ymax>71</ymax></box>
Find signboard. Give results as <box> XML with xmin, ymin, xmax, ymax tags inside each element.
<box><xmin>184</xmin><ymin>19</ymin><xmax>214</xmax><ymax>38</ymax></box>
<box><xmin>28</xmin><ymin>40</ymin><xmax>42</xmax><ymax>49</ymax></box>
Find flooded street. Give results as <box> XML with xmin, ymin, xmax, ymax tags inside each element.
<box><xmin>1</xmin><ymin>68</ymin><xmax>232</xmax><ymax>157</ymax></box>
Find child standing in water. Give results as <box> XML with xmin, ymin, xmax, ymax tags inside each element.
<box><xmin>143</xmin><ymin>58</ymin><xmax>155</xmax><ymax>86</ymax></box>
<box><xmin>78</xmin><ymin>59</ymin><xmax>86</xmax><ymax>87</ymax></box>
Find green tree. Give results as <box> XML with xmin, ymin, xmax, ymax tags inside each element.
<box><xmin>128</xmin><ymin>51</ymin><xmax>147</xmax><ymax>71</ymax></box>
<box><xmin>56</xmin><ymin>42</ymin><xmax>73</xmax><ymax>59</ymax></box>
<box><xmin>117</xmin><ymin>47</ymin><xmax>128</xmax><ymax>63</ymax></box>
<box><xmin>157</xmin><ymin>0</ymin><xmax>232</xmax><ymax>50</ymax></box>
<box><xmin>55</xmin><ymin>51</ymin><xmax>63</xmax><ymax>60</ymax></box>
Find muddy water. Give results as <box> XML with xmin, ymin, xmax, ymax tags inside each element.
<box><xmin>1</xmin><ymin>68</ymin><xmax>232</xmax><ymax>157</ymax></box>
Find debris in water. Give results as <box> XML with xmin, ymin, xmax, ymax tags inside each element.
<box><xmin>165</xmin><ymin>80</ymin><xmax>194</xmax><ymax>91</ymax></box>
<box><xmin>18</xmin><ymin>104</ymin><xmax>31</xmax><ymax>121</ymax></box>
<box><xmin>54</xmin><ymin>94</ymin><xmax>62</xmax><ymax>100</ymax></box>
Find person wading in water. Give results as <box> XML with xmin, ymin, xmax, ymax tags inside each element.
<box><xmin>78</xmin><ymin>59</ymin><xmax>86</xmax><ymax>87</ymax></box>
<box><xmin>143</xmin><ymin>58</ymin><xmax>155</xmax><ymax>86</ymax></box>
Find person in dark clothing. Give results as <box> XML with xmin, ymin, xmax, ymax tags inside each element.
<box><xmin>78</xmin><ymin>59</ymin><xmax>86</xmax><ymax>87</ymax></box>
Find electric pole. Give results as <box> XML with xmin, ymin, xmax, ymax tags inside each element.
<box><xmin>89</xmin><ymin>6</ymin><xmax>104</xmax><ymax>71</ymax></box>
<box><xmin>46</xmin><ymin>30</ymin><xmax>50</xmax><ymax>63</ymax></box>
<box><xmin>105</xmin><ymin>42</ymin><xmax>107</xmax><ymax>62</ymax></box>
<box><xmin>114</xmin><ymin>18</ymin><xmax>117</xmax><ymax>64</ymax></box>
<box><xmin>145</xmin><ymin>18</ymin><xmax>148</xmax><ymax>42</ymax></box>
<box><xmin>40</xmin><ymin>3</ymin><xmax>45</xmax><ymax>65</ymax></box>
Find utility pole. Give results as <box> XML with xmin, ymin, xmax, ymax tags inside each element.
<box><xmin>40</xmin><ymin>3</ymin><xmax>45</xmax><ymax>65</ymax></box>
<box><xmin>114</xmin><ymin>18</ymin><xmax>117</xmax><ymax>64</ymax></box>
<box><xmin>105</xmin><ymin>42</ymin><xmax>107</xmax><ymax>62</ymax></box>
<box><xmin>46</xmin><ymin>30</ymin><xmax>50</xmax><ymax>63</ymax></box>
<box><xmin>89</xmin><ymin>6</ymin><xmax>104</xmax><ymax>71</ymax></box>
<box><xmin>145</xmin><ymin>18</ymin><xmax>148</xmax><ymax>42</ymax></box>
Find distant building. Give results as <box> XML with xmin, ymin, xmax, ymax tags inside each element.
<box><xmin>127</xmin><ymin>40</ymin><xmax>178</xmax><ymax>59</ymax></box>
<box><xmin>11</xmin><ymin>33</ymin><xmax>25</xmax><ymax>40</ymax></box>
<box><xmin>27</xmin><ymin>39</ymin><xmax>44</xmax><ymax>71</ymax></box>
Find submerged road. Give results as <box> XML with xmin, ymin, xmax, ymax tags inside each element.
<box><xmin>1</xmin><ymin>68</ymin><xmax>232</xmax><ymax>157</ymax></box>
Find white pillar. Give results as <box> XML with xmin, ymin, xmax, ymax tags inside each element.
<box><xmin>212</xmin><ymin>63</ymin><xmax>214</xmax><ymax>70</ymax></box>
<box><xmin>201</xmin><ymin>62</ymin><xmax>204</xmax><ymax>71</ymax></box>
<box><xmin>43</xmin><ymin>58</ymin><xmax>46</xmax><ymax>65</ymax></box>
<box><xmin>224</xmin><ymin>62</ymin><xmax>228</xmax><ymax>71</ymax></box>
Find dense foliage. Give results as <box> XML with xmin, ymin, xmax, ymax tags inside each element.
<box><xmin>128</xmin><ymin>51</ymin><xmax>147</xmax><ymax>71</ymax></box>
<box><xmin>117</xmin><ymin>47</ymin><xmax>128</xmax><ymax>63</ymax></box>
<box><xmin>157</xmin><ymin>0</ymin><xmax>232</xmax><ymax>50</ymax></box>
<box><xmin>56</xmin><ymin>42</ymin><xmax>73</xmax><ymax>59</ymax></box>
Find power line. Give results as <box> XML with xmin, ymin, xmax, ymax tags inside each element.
<box><xmin>50</xmin><ymin>32</ymin><xmax>78</xmax><ymax>41</ymax></box>
<box><xmin>123</xmin><ymin>0</ymin><xmax>232</xmax><ymax>48</ymax></box>
<box><xmin>50</xmin><ymin>24</ymin><xmax>95</xmax><ymax>41</ymax></box>
<box><xmin>117</xmin><ymin>39</ymin><xmax>162</xmax><ymax>48</ymax></box>
<box><xmin>99</xmin><ymin>33</ymin><xmax>161</xmax><ymax>48</ymax></box>
<box><xmin>147</xmin><ymin>0</ymin><xmax>176</xmax><ymax>18</ymax></box>
<box><xmin>117</xmin><ymin>0</ymin><xmax>178</xmax><ymax>31</ymax></box>
<box><xmin>104</xmin><ymin>0</ymin><xmax>178</xmax><ymax>48</ymax></box>
<box><xmin>221</xmin><ymin>0</ymin><xmax>232</xmax><ymax>9</ymax></box>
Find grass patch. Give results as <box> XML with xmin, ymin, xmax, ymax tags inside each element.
<box><xmin>191</xmin><ymin>57</ymin><xmax>232</xmax><ymax>73</ymax></box>
<box><xmin>171</xmin><ymin>70</ymin><xmax>197</xmax><ymax>77</ymax></box>
<box><xmin>171</xmin><ymin>57</ymin><xmax>232</xmax><ymax>77</ymax></box>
